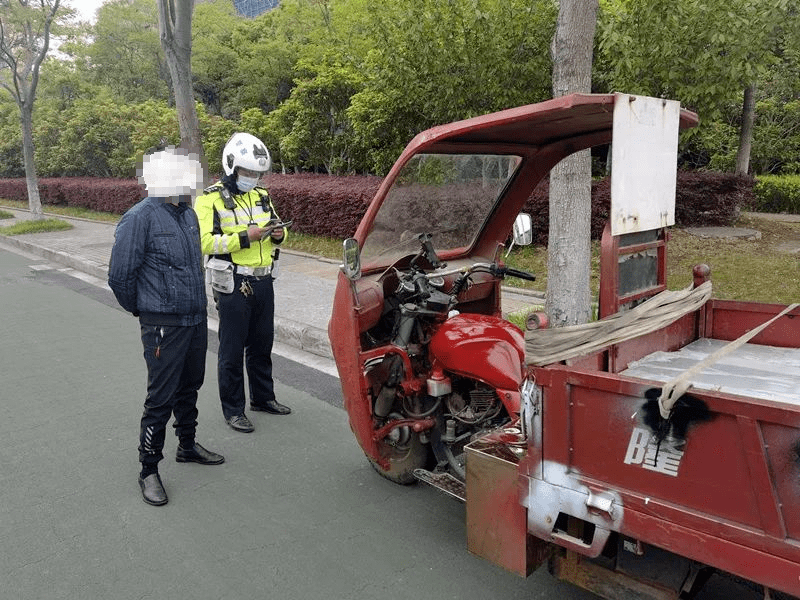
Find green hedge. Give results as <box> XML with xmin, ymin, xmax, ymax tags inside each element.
<box><xmin>752</xmin><ymin>175</ymin><xmax>800</xmax><ymax>213</ymax></box>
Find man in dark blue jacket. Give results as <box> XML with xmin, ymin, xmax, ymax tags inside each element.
<box><xmin>109</xmin><ymin>146</ymin><xmax>224</xmax><ymax>507</ymax></box>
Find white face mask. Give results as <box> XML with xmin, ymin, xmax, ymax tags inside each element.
<box><xmin>237</xmin><ymin>174</ymin><xmax>260</xmax><ymax>192</ymax></box>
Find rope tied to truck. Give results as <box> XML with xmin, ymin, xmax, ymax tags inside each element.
<box><xmin>524</xmin><ymin>281</ymin><xmax>713</xmax><ymax>367</ymax></box>
<box><xmin>655</xmin><ymin>301</ymin><xmax>800</xmax><ymax>419</ymax></box>
<box><xmin>525</xmin><ymin>283</ymin><xmax>799</xmax><ymax>443</ymax></box>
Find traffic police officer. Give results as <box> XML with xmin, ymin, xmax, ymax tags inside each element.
<box><xmin>194</xmin><ymin>132</ymin><xmax>291</xmax><ymax>433</ymax></box>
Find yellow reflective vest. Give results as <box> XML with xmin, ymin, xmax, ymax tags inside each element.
<box><xmin>193</xmin><ymin>183</ymin><xmax>286</xmax><ymax>267</ymax></box>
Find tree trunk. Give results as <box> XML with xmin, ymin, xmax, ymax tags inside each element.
<box><xmin>158</xmin><ymin>0</ymin><xmax>206</xmax><ymax>171</ymax></box>
<box><xmin>20</xmin><ymin>103</ymin><xmax>42</xmax><ymax>218</ymax></box>
<box><xmin>546</xmin><ymin>0</ymin><xmax>598</xmax><ymax>327</ymax></box>
<box><xmin>0</xmin><ymin>0</ymin><xmax>60</xmax><ymax>219</ymax></box>
<box><xmin>166</xmin><ymin>47</ymin><xmax>203</xmax><ymax>160</ymax></box>
<box><xmin>736</xmin><ymin>83</ymin><xmax>756</xmax><ymax>176</ymax></box>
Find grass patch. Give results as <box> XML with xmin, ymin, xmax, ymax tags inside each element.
<box><xmin>0</xmin><ymin>218</ymin><xmax>74</xmax><ymax>235</ymax></box>
<box><xmin>503</xmin><ymin>241</ymin><xmax>602</xmax><ymax>298</ymax></box>
<box><xmin>502</xmin><ymin>216</ymin><xmax>800</xmax><ymax>305</ymax></box>
<box><xmin>0</xmin><ymin>209</ymin><xmax>13</xmax><ymax>219</ymax></box>
<box><xmin>666</xmin><ymin>216</ymin><xmax>800</xmax><ymax>305</ymax></box>
<box><xmin>282</xmin><ymin>231</ymin><xmax>342</xmax><ymax>259</ymax></box>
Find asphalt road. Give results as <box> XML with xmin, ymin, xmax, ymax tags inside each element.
<box><xmin>0</xmin><ymin>247</ymin><xmax>602</xmax><ymax>600</ymax></box>
<box><xmin>0</xmin><ymin>247</ymin><xmax>775</xmax><ymax>600</ymax></box>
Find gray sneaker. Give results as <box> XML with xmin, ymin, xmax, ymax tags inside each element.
<box><xmin>226</xmin><ymin>414</ymin><xmax>254</xmax><ymax>433</ymax></box>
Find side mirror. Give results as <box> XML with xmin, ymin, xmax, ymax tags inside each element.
<box><xmin>512</xmin><ymin>212</ymin><xmax>533</xmax><ymax>246</ymax></box>
<box><xmin>342</xmin><ymin>238</ymin><xmax>361</xmax><ymax>281</ymax></box>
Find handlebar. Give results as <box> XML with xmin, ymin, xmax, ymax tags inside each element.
<box><xmin>423</xmin><ymin>262</ymin><xmax>536</xmax><ymax>283</ymax></box>
<box><xmin>416</xmin><ymin>262</ymin><xmax>536</xmax><ymax>302</ymax></box>
<box><xmin>499</xmin><ymin>266</ymin><xmax>537</xmax><ymax>282</ymax></box>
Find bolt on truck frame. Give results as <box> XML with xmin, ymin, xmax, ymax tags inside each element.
<box><xmin>328</xmin><ymin>93</ymin><xmax>800</xmax><ymax>599</ymax></box>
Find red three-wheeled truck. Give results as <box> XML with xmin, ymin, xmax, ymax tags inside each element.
<box><xmin>328</xmin><ymin>93</ymin><xmax>800</xmax><ymax>599</ymax></box>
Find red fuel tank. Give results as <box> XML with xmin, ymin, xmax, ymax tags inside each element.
<box><xmin>429</xmin><ymin>313</ymin><xmax>525</xmax><ymax>392</ymax></box>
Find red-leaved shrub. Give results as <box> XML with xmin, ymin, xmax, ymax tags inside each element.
<box><xmin>0</xmin><ymin>171</ymin><xmax>753</xmax><ymax>243</ymax></box>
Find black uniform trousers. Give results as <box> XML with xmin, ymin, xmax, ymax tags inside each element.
<box><xmin>138</xmin><ymin>321</ymin><xmax>207</xmax><ymax>467</ymax></box>
<box><xmin>215</xmin><ymin>273</ymin><xmax>276</xmax><ymax>419</ymax></box>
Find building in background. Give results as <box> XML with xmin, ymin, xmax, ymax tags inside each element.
<box><xmin>233</xmin><ymin>0</ymin><xmax>279</xmax><ymax>17</ymax></box>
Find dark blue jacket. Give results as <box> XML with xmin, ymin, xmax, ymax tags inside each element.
<box><xmin>108</xmin><ymin>198</ymin><xmax>206</xmax><ymax>326</ymax></box>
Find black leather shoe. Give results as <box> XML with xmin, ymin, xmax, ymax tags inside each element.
<box><xmin>176</xmin><ymin>442</ymin><xmax>225</xmax><ymax>465</ymax></box>
<box><xmin>226</xmin><ymin>414</ymin><xmax>255</xmax><ymax>432</ymax></box>
<box><xmin>138</xmin><ymin>473</ymin><xmax>168</xmax><ymax>506</ymax></box>
<box><xmin>250</xmin><ymin>399</ymin><xmax>292</xmax><ymax>415</ymax></box>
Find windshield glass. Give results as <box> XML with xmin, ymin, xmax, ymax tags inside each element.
<box><xmin>360</xmin><ymin>153</ymin><xmax>522</xmax><ymax>267</ymax></box>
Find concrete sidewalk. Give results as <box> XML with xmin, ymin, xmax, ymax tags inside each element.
<box><xmin>0</xmin><ymin>206</ymin><xmax>542</xmax><ymax>361</ymax></box>
<box><xmin>0</xmin><ymin>206</ymin><xmax>341</xmax><ymax>359</ymax></box>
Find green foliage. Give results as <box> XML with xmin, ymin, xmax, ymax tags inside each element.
<box><xmin>33</xmin><ymin>92</ymin><xmax>137</xmax><ymax>177</ymax></box>
<box><xmin>194</xmin><ymin>0</ymin><xmax>322</xmax><ymax>118</ymax></box>
<box><xmin>35</xmin><ymin>59</ymin><xmax>101</xmax><ymax>111</ymax></box>
<box><xmin>23</xmin><ymin>94</ymin><xmax>234</xmax><ymax>178</ymax></box>
<box><xmin>80</xmin><ymin>0</ymin><xmax>170</xmax><ymax>103</ymax></box>
<box><xmin>192</xmin><ymin>0</ymin><xmax>246</xmax><ymax>116</ymax></box>
<box><xmin>677</xmin><ymin>98</ymin><xmax>800</xmax><ymax>175</ymax></box>
<box><xmin>347</xmin><ymin>0</ymin><xmax>557</xmax><ymax>174</ymax></box>
<box><xmin>751</xmin><ymin>99</ymin><xmax>800</xmax><ymax>175</ymax></box>
<box><xmin>753</xmin><ymin>175</ymin><xmax>800</xmax><ymax>213</ymax></box>
<box><xmin>124</xmin><ymin>101</ymin><xmax>237</xmax><ymax>177</ymax></box>
<box><xmin>266</xmin><ymin>59</ymin><xmax>365</xmax><ymax>173</ymax></box>
<box><xmin>0</xmin><ymin>102</ymin><xmax>24</xmax><ymax>177</ymax></box>
<box><xmin>597</xmin><ymin>0</ymin><xmax>789</xmax><ymax>121</ymax></box>
<box><xmin>198</xmin><ymin>107</ymin><xmax>238</xmax><ymax>177</ymax></box>
<box><xmin>1</xmin><ymin>0</ymin><xmax>799</xmax><ymax>180</ymax></box>
<box><xmin>685</xmin><ymin>120</ymin><xmax>739</xmax><ymax>173</ymax></box>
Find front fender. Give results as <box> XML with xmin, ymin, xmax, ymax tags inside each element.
<box><xmin>429</xmin><ymin>313</ymin><xmax>525</xmax><ymax>400</ymax></box>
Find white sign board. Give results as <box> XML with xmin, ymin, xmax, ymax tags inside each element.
<box><xmin>610</xmin><ymin>94</ymin><xmax>681</xmax><ymax>235</ymax></box>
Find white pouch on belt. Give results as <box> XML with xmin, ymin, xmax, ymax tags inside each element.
<box><xmin>205</xmin><ymin>258</ymin><xmax>234</xmax><ymax>294</ymax></box>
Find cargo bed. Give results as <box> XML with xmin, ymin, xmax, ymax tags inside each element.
<box><xmin>622</xmin><ymin>337</ymin><xmax>800</xmax><ymax>405</ymax></box>
<box><xmin>516</xmin><ymin>299</ymin><xmax>800</xmax><ymax>597</ymax></box>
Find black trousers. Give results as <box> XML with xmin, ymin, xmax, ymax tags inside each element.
<box><xmin>215</xmin><ymin>274</ymin><xmax>276</xmax><ymax>419</ymax></box>
<box><xmin>138</xmin><ymin>321</ymin><xmax>207</xmax><ymax>467</ymax></box>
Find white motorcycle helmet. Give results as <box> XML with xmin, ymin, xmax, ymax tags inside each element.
<box><xmin>222</xmin><ymin>132</ymin><xmax>271</xmax><ymax>191</ymax></box>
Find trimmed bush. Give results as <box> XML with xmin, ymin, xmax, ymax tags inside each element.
<box><xmin>262</xmin><ymin>173</ymin><xmax>381</xmax><ymax>239</ymax></box>
<box><xmin>672</xmin><ymin>171</ymin><xmax>752</xmax><ymax>226</ymax></box>
<box><xmin>520</xmin><ymin>178</ymin><xmax>610</xmax><ymax>246</ymax></box>
<box><xmin>0</xmin><ymin>178</ymin><xmax>143</xmax><ymax>214</ymax></box>
<box><xmin>752</xmin><ymin>175</ymin><xmax>800</xmax><ymax>213</ymax></box>
<box><xmin>520</xmin><ymin>171</ymin><xmax>752</xmax><ymax>246</ymax></box>
<box><xmin>0</xmin><ymin>170</ymin><xmax>755</xmax><ymax>241</ymax></box>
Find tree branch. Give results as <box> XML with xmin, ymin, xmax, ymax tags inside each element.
<box><xmin>0</xmin><ymin>17</ymin><xmax>24</xmax><ymax>103</ymax></box>
<box><xmin>29</xmin><ymin>0</ymin><xmax>60</xmax><ymax>96</ymax></box>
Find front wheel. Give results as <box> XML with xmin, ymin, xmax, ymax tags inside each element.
<box><xmin>367</xmin><ymin>428</ymin><xmax>432</xmax><ymax>485</ymax></box>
